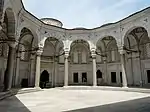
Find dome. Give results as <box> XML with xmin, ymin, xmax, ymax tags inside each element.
<box><xmin>73</xmin><ymin>27</ymin><xmax>87</xmax><ymax>30</ymax></box>
<box><xmin>41</xmin><ymin>18</ymin><xmax>63</xmax><ymax>27</ymax></box>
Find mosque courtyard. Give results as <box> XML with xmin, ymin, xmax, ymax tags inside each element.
<box><xmin>0</xmin><ymin>87</ymin><xmax>150</xmax><ymax>112</ymax></box>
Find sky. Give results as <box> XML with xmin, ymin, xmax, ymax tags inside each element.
<box><xmin>22</xmin><ymin>0</ymin><xmax>150</xmax><ymax>29</ymax></box>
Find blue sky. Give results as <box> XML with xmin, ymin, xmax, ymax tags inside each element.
<box><xmin>22</xmin><ymin>0</ymin><xmax>150</xmax><ymax>29</ymax></box>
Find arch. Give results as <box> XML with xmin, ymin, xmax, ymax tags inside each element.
<box><xmin>18</xmin><ymin>25</ymin><xmax>39</xmax><ymax>47</ymax></box>
<box><xmin>70</xmin><ymin>39</ymin><xmax>90</xmax><ymax>49</ymax></box>
<box><xmin>3</xmin><ymin>8</ymin><xmax>16</xmax><ymax>38</ymax></box>
<box><xmin>123</xmin><ymin>26</ymin><xmax>149</xmax><ymax>45</ymax></box>
<box><xmin>18</xmin><ymin>27</ymin><xmax>35</xmax><ymax>61</ymax></box>
<box><xmin>40</xmin><ymin>70</ymin><xmax>49</xmax><ymax>89</ymax></box>
<box><xmin>124</xmin><ymin>27</ymin><xmax>149</xmax><ymax>49</ymax></box>
<box><xmin>96</xmin><ymin>36</ymin><xmax>120</xmax><ymax>62</ymax></box>
<box><xmin>70</xmin><ymin>39</ymin><xmax>90</xmax><ymax>64</ymax></box>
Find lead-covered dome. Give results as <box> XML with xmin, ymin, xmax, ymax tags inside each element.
<box><xmin>41</xmin><ymin>18</ymin><xmax>63</xmax><ymax>27</ymax></box>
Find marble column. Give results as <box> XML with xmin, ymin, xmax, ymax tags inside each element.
<box><xmin>35</xmin><ymin>48</ymin><xmax>43</xmax><ymax>89</ymax></box>
<box><xmin>15</xmin><ymin>52</ymin><xmax>20</xmax><ymax>87</ymax></box>
<box><xmin>4</xmin><ymin>44</ymin><xmax>16</xmax><ymax>91</ymax></box>
<box><xmin>64</xmin><ymin>51</ymin><xmax>69</xmax><ymax>87</ymax></box>
<box><xmin>103</xmin><ymin>57</ymin><xmax>107</xmax><ymax>84</ymax></box>
<box><xmin>54</xmin><ymin>57</ymin><xmax>58</xmax><ymax>87</ymax></box>
<box><xmin>120</xmin><ymin>49</ymin><xmax>128</xmax><ymax>88</ymax></box>
<box><xmin>91</xmin><ymin>51</ymin><xmax>97</xmax><ymax>86</ymax></box>
<box><xmin>29</xmin><ymin>53</ymin><xmax>35</xmax><ymax>87</ymax></box>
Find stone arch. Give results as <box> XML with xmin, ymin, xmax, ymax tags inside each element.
<box><xmin>70</xmin><ymin>39</ymin><xmax>90</xmax><ymax>64</ymax></box>
<box><xmin>18</xmin><ymin>27</ymin><xmax>35</xmax><ymax>60</ymax></box>
<box><xmin>70</xmin><ymin>38</ymin><xmax>91</xmax><ymax>50</ymax></box>
<box><xmin>96</xmin><ymin>36</ymin><xmax>119</xmax><ymax>63</ymax></box>
<box><xmin>3</xmin><ymin>7</ymin><xmax>16</xmax><ymax>38</ymax></box>
<box><xmin>123</xmin><ymin>26</ymin><xmax>150</xmax><ymax>46</ymax></box>
<box><xmin>18</xmin><ymin>24</ymin><xmax>39</xmax><ymax>48</ymax></box>
<box><xmin>124</xmin><ymin>27</ymin><xmax>149</xmax><ymax>51</ymax></box>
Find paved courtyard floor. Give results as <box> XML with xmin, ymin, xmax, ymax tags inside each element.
<box><xmin>0</xmin><ymin>88</ymin><xmax>150</xmax><ymax>112</ymax></box>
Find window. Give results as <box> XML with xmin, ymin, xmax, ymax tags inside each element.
<box><xmin>111</xmin><ymin>50</ymin><xmax>115</xmax><ymax>61</ymax></box>
<box><xmin>73</xmin><ymin>73</ymin><xmax>78</xmax><ymax>83</ymax></box>
<box><xmin>81</xmin><ymin>50</ymin><xmax>87</xmax><ymax>63</ymax></box>
<box><xmin>73</xmin><ymin>51</ymin><xmax>79</xmax><ymax>63</ymax></box>
<box><xmin>111</xmin><ymin>72</ymin><xmax>116</xmax><ymax>83</ymax></box>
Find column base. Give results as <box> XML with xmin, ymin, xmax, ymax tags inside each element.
<box><xmin>34</xmin><ymin>87</ymin><xmax>41</xmax><ymax>90</ymax></box>
<box><xmin>63</xmin><ymin>86</ymin><xmax>69</xmax><ymax>88</ymax></box>
<box><xmin>122</xmin><ymin>86</ymin><xmax>128</xmax><ymax>89</ymax></box>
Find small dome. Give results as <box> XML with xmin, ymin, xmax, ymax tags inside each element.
<box><xmin>41</xmin><ymin>18</ymin><xmax>63</xmax><ymax>27</ymax></box>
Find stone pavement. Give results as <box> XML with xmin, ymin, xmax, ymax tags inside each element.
<box><xmin>0</xmin><ymin>88</ymin><xmax>150</xmax><ymax>112</ymax></box>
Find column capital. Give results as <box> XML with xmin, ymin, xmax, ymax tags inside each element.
<box><xmin>119</xmin><ymin>46</ymin><xmax>126</xmax><ymax>55</ymax></box>
<box><xmin>36</xmin><ymin>47</ymin><xmax>43</xmax><ymax>56</ymax></box>
<box><xmin>91</xmin><ymin>48</ymin><xmax>96</xmax><ymax>58</ymax></box>
<box><xmin>16</xmin><ymin>52</ymin><xmax>21</xmax><ymax>58</ymax></box>
<box><xmin>64</xmin><ymin>50</ymin><xmax>69</xmax><ymax>59</ymax></box>
<box><xmin>30</xmin><ymin>53</ymin><xmax>35</xmax><ymax>60</ymax></box>
<box><xmin>7</xmin><ymin>39</ymin><xmax>18</xmax><ymax>48</ymax></box>
<box><xmin>119</xmin><ymin>49</ymin><xmax>126</xmax><ymax>55</ymax></box>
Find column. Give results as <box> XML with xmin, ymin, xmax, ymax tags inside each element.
<box><xmin>35</xmin><ymin>48</ymin><xmax>43</xmax><ymax>89</ymax></box>
<box><xmin>29</xmin><ymin>53</ymin><xmax>35</xmax><ymax>87</ymax></box>
<box><xmin>54</xmin><ymin>57</ymin><xmax>58</xmax><ymax>87</ymax></box>
<box><xmin>64</xmin><ymin>51</ymin><xmax>69</xmax><ymax>87</ymax></box>
<box><xmin>15</xmin><ymin>52</ymin><xmax>20</xmax><ymax>87</ymax></box>
<box><xmin>4</xmin><ymin>45</ymin><xmax>16</xmax><ymax>91</ymax></box>
<box><xmin>103</xmin><ymin>57</ymin><xmax>107</xmax><ymax>84</ymax></box>
<box><xmin>91</xmin><ymin>50</ymin><xmax>97</xmax><ymax>86</ymax></box>
<box><xmin>120</xmin><ymin>49</ymin><xmax>128</xmax><ymax>88</ymax></box>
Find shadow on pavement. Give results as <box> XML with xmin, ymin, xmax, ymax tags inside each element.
<box><xmin>64</xmin><ymin>97</ymin><xmax>150</xmax><ymax>112</ymax></box>
<box><xmin>0</xmin><ymin>96</ymin><xmax>31</xmax><ymax>112</ymax></box>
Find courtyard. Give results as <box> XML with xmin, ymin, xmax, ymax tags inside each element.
<box><xmin>0</xmin><ymin>88</ymin><xmax>150</xmax><ymax>112</ymax></box>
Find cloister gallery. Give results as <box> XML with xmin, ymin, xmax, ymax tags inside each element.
<box><xmin>0</xmin><ymin>0</ymin><xmax>150</xmax><ymax>91</ymax></box>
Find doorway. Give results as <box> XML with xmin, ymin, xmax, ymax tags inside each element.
<box><xmin>40</xmin><ymin>70</ymin><xmax>49</xmax><ymax>89</ymax></box>
<box><xmin>97</xmin><ymin>70</ymin><xmax>102</xmax><ymax>79</ymax></box>
<box><xmin>120</xmin><ymin>72</ymin><xmax>122</xmax><ymax>83</ymax></box>
<box><xmin>111</xmin><ymin>72</ymin><xmax>117</xmax><ymax>83</ymax></box>
<box><xmin>73</xmin><ymin>73</ymin><xmax>78</xmax><ymax>83</ymax></box>
<box><xmin>147</xmin><ymin>70</ymin><xmax>150</xmax><ymax>83</ymax></box>
<box><xmin>82</xmin><ymin>72</ymin><xmax>87</xmax><ymax>83</ymax></box>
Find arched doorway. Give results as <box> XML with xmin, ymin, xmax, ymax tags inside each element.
<box><xmin>97</xmin><ymin>70</ymin><xmax>103</xmax><ymax>85</ymax></box>
<box><xmin>40</xmin><ymin>70</ymin><xmax>49</xmax><ymax>89</ymax></box>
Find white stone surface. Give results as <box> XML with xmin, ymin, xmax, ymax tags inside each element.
<box><xmin>0</xmin><ymin>89</ymin><xmax>150</xmax><ymax>112</ymax></box>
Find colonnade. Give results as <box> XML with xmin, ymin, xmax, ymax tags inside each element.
<box><xmin>33</xmin><ymin>46</ymin><xmax>128</xmax><ymax>88</ymax></box>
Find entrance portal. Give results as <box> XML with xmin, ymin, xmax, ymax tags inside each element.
<box><xmin>40</xmin><ymin>70</ymin><xmax>49</xmax><ymax>89</ymax></box>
